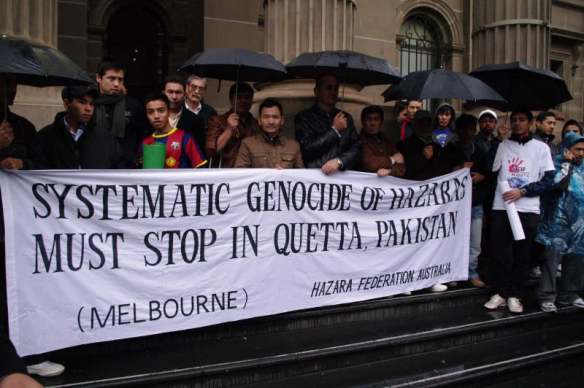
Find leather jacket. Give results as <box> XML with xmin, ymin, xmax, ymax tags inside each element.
<box><xmin>294</xmin><ymin>103</ymin><xmax>360</xmax><ymax>169</ymax></box>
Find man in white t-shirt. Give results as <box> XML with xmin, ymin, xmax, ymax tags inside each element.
<box><xmin>484</xmin><ymin>109</ymin><xmax>555</xmax><ymax>314</ymax></box>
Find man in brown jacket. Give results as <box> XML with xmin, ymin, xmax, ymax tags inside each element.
<box><xmin>206</xmin><ymin>82</ymin><xmax>258</xmax><ymax>167</ymax></box>
<box><xmin>235</xmin><ymin>98</ymin><xmax>303</xmax><ymax>168</ymax></box>
<box><xmin>359</xmin><ymin>105</ymin><xmax>405</xmax><ymax>177</ymax></box>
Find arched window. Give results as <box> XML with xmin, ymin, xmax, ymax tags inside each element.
<box><xmin>399</xmin><ymin>14</ymin><xmax>443</xmax><ymax>76</ymax></box>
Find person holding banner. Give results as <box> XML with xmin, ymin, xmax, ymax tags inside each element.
<box><xmin>31</xmin><ymin>85</ymin><xmax>107</xmax><ymax>169</ymax></box>
<box><xmin>398</xmin><ymin>109</ymin><xmax>464</xmax><ymax>293</ymax></box>
<box><xmin>358</xmin><ymin>105</ymin><xmax>405</xmax><ymax>177</ymax></box>
<box><xmin>294</xmin><ymin>74</ymin><xmax>360</xmax><ymax>175</ymax></box>
<box><xmin>23</xmin><ymin>85</ymin><xmax>108</xmax><ymax>377</ymax></box>
<box><xmin>235</xmin><ymin>98</ymin><xmax>303</xmax><ymax>168</ymax></box>
<box><xmin>206</xmin><ymin>83</ymin><xmax>258</xmax><ymax>168</ymax></box>
<box><xmin>142</xmin><ymin>93</ymin><xmax>207</xmax><ymax>169</ymax></box>
<box><xmin>484</xmin><ymin>109</ymin><xmax>555</xmax><ymax>314</ymax></box>
<box><xmin>397</xmin><ymin>110</ymin><xmax>464</xmax><ymax>181</ymax></box>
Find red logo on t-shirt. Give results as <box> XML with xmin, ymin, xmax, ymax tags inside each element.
<box><xmin>508</xmin><ymin>157</ymin><xmax>526</xmax><ymax>173</ymax></box>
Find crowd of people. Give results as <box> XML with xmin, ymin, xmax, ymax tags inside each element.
<box><xmin>1</xmin><ymin>60</ymin><xmax>584</xmax><ymax>384</ymax></box>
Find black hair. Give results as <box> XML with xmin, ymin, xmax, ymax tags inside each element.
<box><xmin>163</xmin><ymin>74</ymin><xmax>186</xmax><ymax>90</ymax></box>
<box><xmin>562</xmin><ymin>119</ymin><xmax>584</xmax><ymax>136</ymax></box>
<box><xmin>455</xmin><ymin>114</ymin><xmax>478</xmax><ymax>132</ymax></box>
<box><xmin>97</xmin><ymin>61</ymin><xmax>125</xmax><ymax>77</ymax></box>
<box><xmin>435</xmin><ymin>104</ymin><xmax>456</xmax><ymax>128</ymax></box>
<box><xmin>259</xmin><ymin>98</ymin><xmax>283</xmax><ymax>116</ymax></box>
<box><xmin>144</xmin><ymin>92</ymin><xmax>170</xmax><ymax>109</ymax></box>
<box><xmin>315</xmin><ymin>73</ymin><xmax>338</xmax><ymax>90</ymax></box>
<box><xmin>536</xmin><ymin>111</ymin><xmax>555</xmax><ymax>122</ymax></box>
<box><xmin>228</xmin><ymin>82</ymin><xmax>254</xmax><ymax>99</ymax></box>
<box><xmin>510</xmin><ymin>109</ymin><xmax>534</xmax><ymax>122</ymax></box>
<box><xmin>394</xmin><ymin>100</ymin><xmax>408</xmax><ymax>115</ymax></box>
<box><xmin>361</xmin><ymin>105</ymin><xmax>384</xmax><ymax>122</ymax></box>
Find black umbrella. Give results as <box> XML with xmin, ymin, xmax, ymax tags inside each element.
<box><xmin>0</xmin><ymin>34</ymin><xmax>94</xmax><ymax>87</ymax></box>
<box><xmin>286</xmin><ymin>50</ymin><xmax>401</xmax><ymax>85</ymax></box>
<box><xmin>469</xmin><ymin>62</ymin><xmax>572</xmax><ymax>110</ymax></box>
<box><xmin>382</xmin><ymin>69</ymin><xmax>506</xmax><ymax>104</ymax></box>
<box><xmin>179</xmin><ymin>48</ymin><xmax>287</xmax><ymax>83</ymax></box>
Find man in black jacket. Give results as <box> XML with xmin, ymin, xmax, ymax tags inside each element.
<box><xmin>455</xmin><ymin>114</ymin><xmax>489</xmax><ymax>288</ymax></box>
<box><xmin>398</xmin><ymin>110</ymin><xmax>464</xmax><ymax>181</ymax></box>
<box><xmin>295</xmin><ymin>74</ymin><xmax>360</xmax><ymax>174</ymax></box>
<box><xmin>0</xmin><ymin>80</ymin><xmax>36</xmax><ymax>155</ymax></box>
<box><xmin>91</xmin><ymin>61</ymin><xmax>146</xmax><ymax>168</ymax></box>
<box><xmin>32</xmin><ymin>85</ymin><xmax>122</xmax><ymax>169</ymax></box>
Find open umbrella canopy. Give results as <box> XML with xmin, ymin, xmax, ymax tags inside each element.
<box><xmin>0</xmin><ymin>34</ymin><xmax>93</xmax><ymax>86</ymax></box>
<box><xmin>286</xmin><ymin>50</ymin><xmax>401</xmax><ymax>85</ymax></box>
<box><xmin>469</xmin><ymin>62</ymin><xmax>572</xmax><ymax>110</ymax></box>
<box><xmin>382</xmin><ymin>69</ymin><xmax>506</xmax><ymax>104</ymax></box>
<box><xmin>179</xmin><ymin>48</ymin><xmax>287</xmax><ymax>82</ymax></box>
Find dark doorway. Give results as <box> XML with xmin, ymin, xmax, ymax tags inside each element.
<box><xmin>105</xmin><ymin>4</ymin><xmax>168</xmax><ymax>100</ymax></box>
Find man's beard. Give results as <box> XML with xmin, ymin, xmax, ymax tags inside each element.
<box><xmin>169</xmin><ymin>101</ymin><xmax>182</xmax><ymax>110</ymax></box>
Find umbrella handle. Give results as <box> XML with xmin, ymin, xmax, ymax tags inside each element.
<box><xmin>1</xmin><ymin>77</ymin><xmax>6</xmax><ymax>122</ymax></box>
<box><xmin>233</xmin><ymin>65</ymin><xmax>241</xmax><ymax>113</ymax></box>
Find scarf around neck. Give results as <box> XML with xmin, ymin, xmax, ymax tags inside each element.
<box><xmin>94</xmin><ymin>94</ymin><xmax>126</xmax><ymax>139</ymax></box>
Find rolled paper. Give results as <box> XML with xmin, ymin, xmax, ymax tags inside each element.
<box><xmin>143</xmin><ymin>143</ymin><xmax>166</xmax><ymax>169</ymax></box>
<box><xmin>498</xmin><ymin>180</ymin><xmax>526</xmax><ymax>241</ymax></box>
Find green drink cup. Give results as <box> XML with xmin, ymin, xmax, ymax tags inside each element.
<box><xmin>143</xmin><ymin>143</ymin><xmax>166</xmax><ymax>169</ymax></box>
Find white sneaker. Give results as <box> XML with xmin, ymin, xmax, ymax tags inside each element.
<box><xmin>507</xmin><ymin>297</ymin><xmax>524</xmax><ymax>313</ymax></box>
<box><xmin>431</xmin><ymin>283</ymin><xmax>448</xmax><ymax>292</ymax></box>
<box><xmin>26</xmin><ymin>360</ymin><xmax>65</xmax><ymax>377</ymax></box>
<box><xmin>530</xmin><ymin>266</ymin><xmax>542</xmax><ymax>278</ymax></box>
<box><xmin>540</xmin><ymin>302</ymin><xmax>557</xmax><ymax>312</ymax></box>
<box><xmin>573</xmin><ymin>298</ymin><xmax>584</xmax><ymax>308</ymax></box>
<box><xmin>484</xmin><ymin>294</ymin><xmax>507</xmax><ymax>310</ymax></box>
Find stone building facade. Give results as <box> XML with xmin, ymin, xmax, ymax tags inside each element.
<box><xmin>1</xmin><ymin>0</ymin><xmax>583</xmax><ymax>131</ymax></box>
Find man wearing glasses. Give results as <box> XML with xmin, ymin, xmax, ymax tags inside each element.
<box><xmin>184</xmin><ymin>75</ymin><xmax>217</xmax><ymax>129</ymax></box>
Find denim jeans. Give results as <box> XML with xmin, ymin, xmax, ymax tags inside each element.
<box><xmin>469</xmin><ymin>206</ymin><xmax>483</xmax><ymax>280</ymax></box>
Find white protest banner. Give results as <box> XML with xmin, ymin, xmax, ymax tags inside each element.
<box><xmin>0</xmin><ymin>168</ymin><xmax>470</xmax><ymax>356</ymax></box>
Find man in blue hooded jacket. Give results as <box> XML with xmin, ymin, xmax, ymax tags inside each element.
<box><xmin>536</xmin><ymin>131</ymin><xmax>584</xmax><ymax>312</ymax></box>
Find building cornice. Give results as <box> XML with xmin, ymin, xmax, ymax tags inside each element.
<box><xmin>553</xmin><ymin>0</ymin><xmax>584</xmax><ymax>10</ymax></box>
<box><xmin>551</xmin><ymin>26</ymin><xmax>584</xmax><ymax>42</ymax></box>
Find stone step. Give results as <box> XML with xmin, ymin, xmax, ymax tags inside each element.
<box><xmin>37</xmin><ymin>287</ymin><xmax>584</xmax><ymax>388</ymax></box>
<box><xmin>241</xmin><ymin>310</ymin><xmax>584</xmax><ymax>388</ymax></box>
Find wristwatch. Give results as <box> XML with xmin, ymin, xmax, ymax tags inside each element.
<box><xmin>519</xmin><ymin>188</ymin><xmax>527</xmax><ymax>196</ymax></box>
<box><xmin>336</xmin><ymin>158</ymin><xmax>344</xmax><ymax>169</ymax></box>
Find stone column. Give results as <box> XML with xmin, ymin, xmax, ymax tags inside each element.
<box><xmin>264</xmin><ymin>0</ymin><xmax>355</xmax><ymax>63</ymax></box>
<box><xmin>471</xmin><ymin>0</ymin><xmax>551</xmax><ymax>69</ymax></box>
<box><xmin>0</xmin><ymin>0</ymin><xmax>61</xmax><ymax>128</ymax></box>
<box><xmin>257</xmin><ymin>0</ymin><xmax>365</xmax><ymax>138</ymax></box>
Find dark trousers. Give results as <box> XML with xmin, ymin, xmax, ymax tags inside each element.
<box><xmin>490</xmin><ymin>210</ymin><xmax>540</xmax><ymax>298</ymax></box>
<box><xmin>559</xmin><ymin>254</ymin><xmax>584</xmax><ymax>304</ymax></box>
<box><xmin>537</xmin><ymin>248</ymin><xmax>562</xmax><ymax>303</ymax></box>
